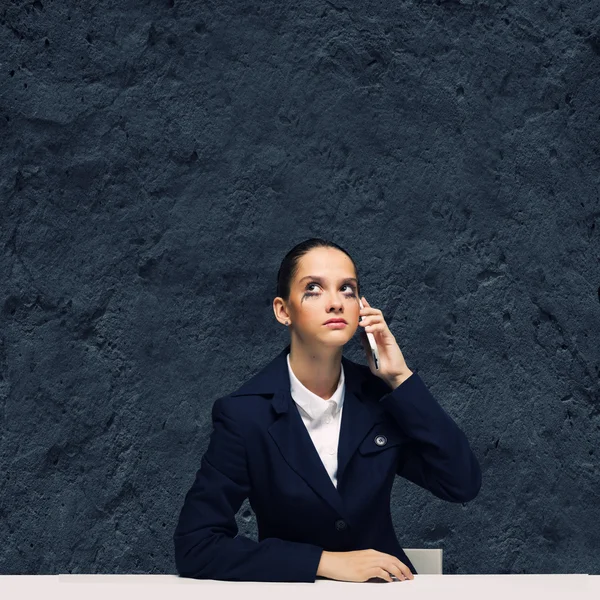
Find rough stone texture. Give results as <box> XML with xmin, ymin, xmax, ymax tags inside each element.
<box><xmin>1</xmin><ymin>0</ymin><xmax>599</xmax><ymax>576</ymax></box>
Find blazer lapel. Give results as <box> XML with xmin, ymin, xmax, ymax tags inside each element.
<box><xmin>268</xmin><ymin>389</ymin><xmax>347</xmax><ymax>517</ymax></box>
<box><xmin>336</xmin><ymin>375</ymin><xmax>382</xmax><ymax>490</ymax></box>
<box><xmin>231</xmin><ymin>344</ymin><xmax>383</xmax><ymax>520</ymax></box>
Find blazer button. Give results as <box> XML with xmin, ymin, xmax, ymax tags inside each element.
<box><xmin>375</xmin><ymin>435</ymin><xmax>387</xmax><ymax>446</ymax></box>
<box><xmin>335</xmin><ymin>519</ymin><xmax>347</xmax><ymax>531</ymax></box>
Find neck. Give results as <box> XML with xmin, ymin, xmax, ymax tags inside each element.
<box><xmin>288</xmin><ymin>340</ymin><xmax>343</xmax><ymax>400</ymax></box>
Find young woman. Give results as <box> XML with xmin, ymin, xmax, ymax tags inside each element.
<box><xmin>173</xmin><ymin>238</ymin><xmax>482</xmax><ymax>583</ymax></box>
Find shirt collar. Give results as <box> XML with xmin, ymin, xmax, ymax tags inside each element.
<box><xmin>286</xmin><ymin>352</ymin><xmax>345</xmax><ymax>420</ymax></box>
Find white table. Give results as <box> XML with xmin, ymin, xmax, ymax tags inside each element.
<box><xmin>0</xmin><ymin>574</ymin><xmax>595</xmax><ymax>599</ymax></box>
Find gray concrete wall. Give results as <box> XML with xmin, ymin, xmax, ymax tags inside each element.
<box><xmin>1</xmin><ymin>0</ymin><xmax>598</xmax><ymax>575</ymax></box>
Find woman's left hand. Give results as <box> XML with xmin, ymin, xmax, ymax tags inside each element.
<box><xmin>358</xmin><ymin>296</ymin><xmax>413</xmax><ymax>389</ymax></box>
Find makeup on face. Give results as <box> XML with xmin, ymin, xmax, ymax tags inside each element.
<box><xmin>300</xmin><ymin>275</ymin><xmax>355</xmax><ymax>329</ymax></box>
<box><xmin>299</xmin><ymin>275</ymin><xmax>358</xmax><ymax>301</ymax></box>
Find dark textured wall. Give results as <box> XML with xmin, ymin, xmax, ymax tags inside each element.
<box><xmin>1</xmin><ymin>0</ymin><xmax>599</xmax><ymax>576</ymax></box>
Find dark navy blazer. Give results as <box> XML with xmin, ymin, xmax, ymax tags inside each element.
<box><xmin>173</xmin><ymin>343</ymin><xmax>481</xmax><ymax>582</ymax></box>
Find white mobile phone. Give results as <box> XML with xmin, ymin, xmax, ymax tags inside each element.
<box><xmin>359</xmin><ymin>298</ymin><xmax>380</xmax><ymax>370</ymax></box>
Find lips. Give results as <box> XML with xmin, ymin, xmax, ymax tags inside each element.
<box><xmin>324</xmin><ymin>319</ymin><xmax>347</xmax><ymax>325</ymax></box>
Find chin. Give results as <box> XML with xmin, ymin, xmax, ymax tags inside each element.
<box><xmin>319</xmin><ymin>333</ymin><xmax>353</xmax><ymax>346</ymax></box>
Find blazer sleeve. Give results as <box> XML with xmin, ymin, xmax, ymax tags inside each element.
<box><xmin>173</xmin><ymin>396</ymin><xmax>325</xmax><ymax>582</ymax></box>
<box><xmin>377</xmin><ymin>372</ymin><xmax>482</xmax><ymax>503</ymax></box>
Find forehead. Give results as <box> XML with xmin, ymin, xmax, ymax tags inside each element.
<box><xmin>295</xmin><ymin>247</ymin><xmax>355</xmax><ymax>281</ymax></box>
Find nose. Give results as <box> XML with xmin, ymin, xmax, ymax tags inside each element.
<box><xmin>327</xmin><ymin>296</ymin><xmax>344</xmax><ymax>309</ymax></box>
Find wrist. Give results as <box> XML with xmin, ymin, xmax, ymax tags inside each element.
<box><xmin>317</xmin><ymin>550</ymin><xmax>333</xmax><ymax>578</ymax></box>
<box><xmin>387</xmin><ymin>369</ymin><xmax>413</xmax><ymax>390</ymax></box>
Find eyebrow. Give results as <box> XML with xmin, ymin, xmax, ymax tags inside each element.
<box><xmin>298</xmin><ymin>275</ymin><xmax>358</xmax><ymax>285</ymax></box>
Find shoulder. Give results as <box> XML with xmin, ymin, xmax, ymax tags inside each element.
<box><xmin>211</xmin><ymin>392</ymin><xmax>273</xmax><ymax>429</ymax></box>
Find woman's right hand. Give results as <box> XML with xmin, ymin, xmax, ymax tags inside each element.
<box><xmin>317</xmin><ymin>549</ymin><xmax>415</xmax><ymax>582</ymax></box>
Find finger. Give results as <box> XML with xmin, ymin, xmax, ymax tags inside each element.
<box><xmin>378</xmin><ymin>553</ymin><xmax>412</xmax><ymax>581</ymax></box>
<box><xmin>359</xmin><ymin>315</ymin><xmax>378</xmax><ymax>326</ymax></box>
<box><xmin>396</xmin><ymin>561</ymin><xmax>413</xmax><ymax>580</ymax></box>
<box><xmin>362</xmin><ymin>297</ymin><xmax>377</xmax><ymax>310</ymax></box>
<box><xmin>361</xmin><ymin>297</ymin><xmax>382</xmax><ymax>315</ymax></box>
<box><xmin>381</xmin><ymin>559</ymin><xmax>404</xmax><ymax>581</ymax></box>
<box><xmin>377</xmin><ymin>567</ymin><xmax>393</xmax><ymax>582</ymax></box>
<box><xmin>362</xmin><ymin>315</ymin><xmax>386</xmax><ymax>327</ymax></box>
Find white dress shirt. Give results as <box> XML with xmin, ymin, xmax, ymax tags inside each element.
<box><xmin>286</xmin><ymin>353</ymin><xmax>345</xmax><ymax>489</ymax></box>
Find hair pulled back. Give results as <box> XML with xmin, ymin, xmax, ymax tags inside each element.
<box><xmin>276</xmin><ymin>238</ymin><xmax>360</xmax><ymax>303</ymax></box>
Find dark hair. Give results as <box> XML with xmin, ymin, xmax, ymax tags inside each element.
<box><xmin>276</xmin><ymin>238</ymin><xmax>360</xmax><ymax>302</ymax></box>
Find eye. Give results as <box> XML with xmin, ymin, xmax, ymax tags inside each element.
<box><xmin>306</xmin><ymin>283</ymin><xmax>356</xmax><ymax>295</ymax></box>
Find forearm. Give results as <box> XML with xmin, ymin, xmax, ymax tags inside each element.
<box><xmin>175</xmin><ymin>529</ymin><xmax>324</xmax><ymax>582</ymax></box>
<box><xmin>380</xmin><ymin>372</ymin><xmax>482</xmax><ymax>502</ymax></box>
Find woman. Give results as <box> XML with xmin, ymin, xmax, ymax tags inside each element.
<box><xmin>173</xmin><ymin>238</ymin><xmax>482</xmax><ymax>583</ymax></box>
